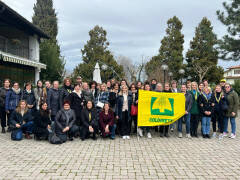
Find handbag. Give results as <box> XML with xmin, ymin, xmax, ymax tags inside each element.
<box><xmin>131</xmin><ymin>104</ymin><xmax>138</xmax><ymax>116</ymax></box>
<box><xmin>48</xmin><ymin>132</ymin><xmax>62</xmax><ymax>144</ymax></box>
<box><xmin>96</xmin><ymin>94</ymin><xmax>104</xmax><ymax>108</ymax></box>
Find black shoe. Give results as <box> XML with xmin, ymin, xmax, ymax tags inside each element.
<box><xmin>203</xmin><ymin>134</ymin><xmax>206</xmax><ymax>138</ymax></box>
<box><xmin>92</xmin><ymin>136</ymin><xmax>97</xmax><ymax>140</ymax></box>
<box><xmin>1</xmin><ymin>128</ymin><xmax>5</xmax><ymax>133</ymax></box>
<box><xmin>160</xmin><ymin>133</ymin><xmax>164</xmax><ymax>137</ymax></box>
<box><xmin>68</xmin><ymin>137</ymin><xmax>74</xmax><ymax>141</ymax></box>
<box><xmin>206</xmin><ymin>134</ymin><xmax>210</xmax><ymax>139</ymax></box>
<box><xmin>164</xmin><ymin>133</ymin><xmax>170</xmax><ymax>138</ymax></box>
<box><xmin>7</xmin><ymin>127</ymin><xmax>11</xmax><ymax>132</ymax></box>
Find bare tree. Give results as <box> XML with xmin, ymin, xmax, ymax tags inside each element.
<box><xmin>193</xmin><ymin>63</ymin><xmax>212</xmax><ymax>83</ymax></box>
<box><xmin>116</xmin><ymin>55</ymin><xmax>137</xmax><ymax>83</ymax></box>
<box><xmin>137</xmin><ymin>55</ymin><xmax>148</xmax><ymax>81</ymax></box>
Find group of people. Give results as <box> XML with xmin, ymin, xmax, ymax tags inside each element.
<box><xmin>0</xmin><ymin>76</ymin><xmax>238</xmax><ymax>143</ymax></box>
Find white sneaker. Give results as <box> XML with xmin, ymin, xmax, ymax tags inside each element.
<box><xmin>126</xmin><ymin>136</ymin><xmax>130</xmax><ymax>140</ymax></box>
<box><xmin>219</xmin><ymin>134</ymin><xmax>223</xmax><ymax>140</ymax></box>
<box><xmin>122</xmin><ymin>136</ymin><xmax>126</xmax><ymax>140</ymax></box>
<box><xmin>147</xmin><ymin>132</ymin><xmax>152</xmax><ymax>139</ymax></box>
<box><xmin>223</xmin><ymin>132</ymin><xmax>228</xmax><ymax>137</ymax></box>
<box><xmin>230</xmin><ymin>133</ymin><xmax>236</xmax><ymax>139</ymax></box>
<box><xmin>212</xmin><ymin>132</ymin><xmax>216</xmax><ymax>138</ymax></box>
<box><xmin>138</xmin><ymin>128</ymin><xmax>143</xmax><ymax>137</ymax></box>
<box><xmin>186</xmin><ymin>133</ymin><xmax>191</xmax><ymax>138</ymax></box>
<box><xmin>178</xmin><ymin>132</ymin><xmax>183</xmax><ymax>138</ymax></box>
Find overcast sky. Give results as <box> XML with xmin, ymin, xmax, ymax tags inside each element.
<box><xmin>2</xmin><ymin>0</ymin><xmax>239</xmax><ymax>71</ymax></box>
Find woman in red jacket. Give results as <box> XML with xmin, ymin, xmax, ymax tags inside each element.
<box><xmin>99</xmin><ymin>103</ymin><xmax>116</xmax><ymax>139</ymax></box>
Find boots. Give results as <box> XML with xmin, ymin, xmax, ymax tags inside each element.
<box><xmin>1</xmin><ymin>127</ymin><xmax>6</xmax><ymax>133</ymax></box>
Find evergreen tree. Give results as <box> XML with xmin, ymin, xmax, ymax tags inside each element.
<box><xmin>32</xmin><ymin>0</ymin><xmax>65</xmax><ymax>82</ymax></box>
<box><xmin>73</xmin><ymin>25</ymin><xmax>124</xmax><ymax>82</ymax></box>
<box><xmin>186</xmin><ymin>17</ymin><xmax>221</xmax><ymax>83</ymax></box>
<box><xmin>217</xmin><ymin>0</ymin><xmax>240</xmax><ymax>60</ymax></box>
<box><xmin>145</xmin><ymin>16</ymin><xmax>184</xmax><ymax>80</ymax></box>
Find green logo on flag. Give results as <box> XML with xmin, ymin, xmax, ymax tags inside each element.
<box><xmin>150</xmin><ymin>96</ymin><xmax>174</xmax><ymax>116</ymax></box>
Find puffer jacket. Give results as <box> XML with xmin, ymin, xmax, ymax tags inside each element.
<box><xmin>5</xmin><ymin>88</ymin><xmax>22</xmax><ymax>111</ymax></box>
<box><xmin>224</xmin><ymin>89</ymin><xmax>239</xmax><ymax>117</ymax></box>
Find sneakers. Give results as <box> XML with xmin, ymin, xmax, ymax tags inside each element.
<box><xmin>138</xmin><ymin>128</ymin><xmax>143</xmax><ymax>137</ymax></box>
<box><xmin>122</xmin><ymin>136</ymin><xmax>127</xmax><ymax>140</ymax></box>
<box><xmin>218</xmin><ymin>134</ymin><xmax>223</xmax><ymax>140</ymax></box>
<box><xmin>147</xmin><ymin>132</ymin><xmax>152</xmax><ymax>139</ymax></box>
<box><xmin>186</xmin><ymin>133</ymin><xmax>191</xmax><ymax>138</ymax></box>
<box><xmin>178</xmin><ymin>132</ymin><xmax>183</xmax><ymax>138</ymax></box>
<box><xmin>229</xmin><ymin>133</ymin><xmax>236</xmax><ymax>139</ymax></box>
<box><xmin>223</xmin><ymin>132</ymin><xmax>228</xmax><ymax>137</ymax></box>
<box><xmin>212</xmin><ymin>132</ymin><xmax>216</xmax><ymax>138</ymax></box>
<box><xmin>126</xmin><ymin>136</ymin><xmax>130</xmax><ymax>140</ymax></box>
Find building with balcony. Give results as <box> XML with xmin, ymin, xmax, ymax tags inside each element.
<box><xmin>224</xmin><ymin>65</ymin><xmax>240</xmax><ymax>85</ymax></box>
<box><xmin>0</xmin><ymin>1</ymin><xmax>48</xmax><ymax>86</ymax></box>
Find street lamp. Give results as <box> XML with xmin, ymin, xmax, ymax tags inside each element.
<box><xmin>179</xmin><ymin>69</ymin><xmax>185</xmax><ymax>85</ymax></box>
<box><xmin>168</xmin><ymin>72</ymin><xmax>173</xmax><ymax>82</ymax></box>
<box><xmin>161</xmin><ymin>64</ymin><xmax>168</xmax><ymax>85</ymax></box>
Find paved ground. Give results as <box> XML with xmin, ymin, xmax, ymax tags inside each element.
<box><xmin>0</xmin><ymin>120</ymin><xmax>240</xmax><ymax>180</ymax></box>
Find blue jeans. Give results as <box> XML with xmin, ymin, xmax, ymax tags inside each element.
<box><xmin>178</xmin><ymin>114</ymin><xmax>191</xmax><ymax>134</ymax></box>
<box><xmin>11</xmin><ymin>121</ymin><xmax>34</xmax><ymax>141</ymax></box>
<box><xmin>202</xmin><ymin>117</ymin><xmax>211</xmax><ymax>135</ymax></box>
<box><xmin>110</xmin><ymin>124</ymin><xmax>116</xmax><ymax>139</ymax></box>
<box><xmin>224</xmin><ymin>117</ymin><xmax>236</xmax><ymax>134</ymax></box>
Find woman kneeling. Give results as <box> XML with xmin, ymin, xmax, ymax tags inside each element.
<box><xmin>99</xmin><ymin>103</ymin><xmax>116</xmax><ymax>139</ymax></box>
<box><xmin>55</xmin><ymin>101</ymin><xmax>79</xmax><ymax>142</ymax></box>
<box><xmin>10</xmin><ymin>100</ymin><xmax>34</xmax><ymax>140</ymax></box>
<box><xmin>33</xmin><ymin>102</ymin><xmax>51</xmax><ymax>140</ymax></box>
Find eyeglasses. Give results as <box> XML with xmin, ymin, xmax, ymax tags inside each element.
<box><xmin>225</xmin><ymin>86</ymin><xmax>230</xmax><ymax>88</ymax></box>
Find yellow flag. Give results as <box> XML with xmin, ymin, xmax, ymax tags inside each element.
<box><xmin>137</xmin><ymin>90</ymin><xmax>185</xmax><ymax>126</ymax></box>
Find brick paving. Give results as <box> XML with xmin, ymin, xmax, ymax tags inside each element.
<box><xmin>0</xmin><ymin>119</ymin><xmax>240</xmax><ymax>180</ymax></box>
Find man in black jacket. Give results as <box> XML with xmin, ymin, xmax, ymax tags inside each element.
<box><xmin>0</xmin><ymin>79</ymin><xmax>10</xmax><ymax>133</ymax></box>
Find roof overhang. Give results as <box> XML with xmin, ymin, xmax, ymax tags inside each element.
<box><xmin>0</xmin><ymin>1</ymin><xmax>49</xmax><ymax>39</ymax></box>
<box><xmin>0</xmin><ymin>51</ymin><xmax>46</xmax><ymax>69</ymax></box>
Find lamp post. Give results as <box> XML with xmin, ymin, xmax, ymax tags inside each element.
<box><xmin>161</xmin><ymin>64</ymin><xmax>168</xmax><ymax>85</ymax></box>
<box><xmin>179</xmin><ymin>69</ymin><xmax>185</xmax><ymax>85</ymax></box>
<box><xmin>168</xmin><ymin>72</ymin><xmax>173</xmax><ymax>82</ymax></box>
<box><xmin>98</xmin><ymin>60</ymin><xmax>121</xmax><ymax>80</ymax></box>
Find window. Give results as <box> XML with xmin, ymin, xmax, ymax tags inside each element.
<box><xmin>234</xmin><ymin>70</ymin><xmax>240</xmax><ymax>75</ymax></box>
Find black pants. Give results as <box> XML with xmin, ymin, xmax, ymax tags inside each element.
<box><xmin>130</xmin><ymin>115</ymin><xmax>137</xmax><ymax>134</ymax></box>
<box><xmin>159</xmin><ymin>125</ymin><xmax>169</xmax><ymax>135</ymax></box>
<box><xmin>121</xmin><ymin>111</ymin><xmax>130</xmax><ymax>136</ymax></box>
<box><xmin>190</xmin><ymin>114</ymin><xmax>199</xmax><ymax>136</ymax></box>
<box><xmin>51</xmin><ymin>115</ymin><xmax>56</xmax><ymax>122</ymax></box>
<box><xmin>80</xmin><ymin>125</ymin><xmax>97</xmax><ymax>140</ymax></box>
<box><xmin>0</xmin><ymin>107</ymin><xmax>7</xmax><ymax>128</ymax></box>
<box><xmin>212</xmin><ymin>112</ymin><xmax>224</xmax><ymax>133</ymax></box>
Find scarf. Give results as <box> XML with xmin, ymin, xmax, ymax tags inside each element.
<box><xmin>12</xmin><ymin>87</ymin><xmax>21</xmax><ymax>94</ymax></box>
<box><xmin>73</xmin><ymin>90</ymin><xmax>81</xmax><ymax>98</ymax></box>
<box><xmin>203</xmin><ymin>92</ymin><xmax>212</xmax><ymax>102</ymax></box>
<box><xmin>26</xmin><ymin>89</ymin><xmax>32</xmax><ymax>94</ymax></box>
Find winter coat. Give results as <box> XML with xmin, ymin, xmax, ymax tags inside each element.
<box><xmin>68</xmin><ymin>91</ymin><xmax>84</xmax><ymax>122</ymax></box>
<box><xmin>211</xmin><ymin>92</ymin><xmax>226</xmax><ymax>114</ymax></box>
<box><xmin>0</xmin><ymin>87</ymin><xmax>10</xmax><ymax>108</ymax></box>
<box><xmin>224</xmin><ymin>89</ymin><xmax>239</xmax><ymax>117</ymax></box>
<box><xmin>185</xmin><ymin>92</ymin><xmax>193</xmax><ymax>113</ymax></box>
<box><xmin>115</xmin><ymin>93</ymin><xmax>132</xmax><ymax>121</ymax></box>
<box><xmin>99</xmin><ymin>110</ymin><xmax>115</xmax><ymax>136</ymax></box>
<box><xmin>59</xmin><ymin>85</ymin><xmax>73</xmax><ymax>107</ymax></box>
<box><xmin>189</xmin><ymin>90</ymin><xmax>201</xmax><ymax>115</ymax></box>
<box><xmin>55</xmin><ymin>109</ymin><xmax>76</xmax><ymax>133</ymax></box>
<box><xmin>10</xmin><ymin>110</ymin><xmax>33</xmax><ymax>128</ymax></box>
<box><xmin>130</xmin><ymin>91</ymin><xmax>138</xmax><ymax>106</ymax></box>
<box><xmin>5</xmin><ymin>88</ymin><xmax>22</xmax><ymax>111</ymax></box>
<box><xmin>47</xmin><ymin>88</ymin><xmax>61</xmax><ymax>116</ymax></box>
<box><xmin>95</xmin><ymin>91</ymin><xmax>109</xmax><ymax>106</ymax></box>
<box><xmin>22</xmin><ymin>90</ymin><xmax>36</xmax><ymax>109</ymax></box>
<box><xmin>108</xmin><ymin>91</ymin><xmax>118</xmax><ymax>111</ymax></box>
<box><xmin>81</xmin><ymin>108</ymin><xmax>98</xmax><ymax>128</ymax></box>
<box><xmin>199</xmin><ymin>93</ymin><xmax>214</xmax><ymax>117</ymax></box>
<box><xmin>33</xmin><ymin>110</ymin><xmax>51</xmax><ymax>136</ymax></box>
<box><xmin>82</xmin><ymin>90</ymin><xmax>94</xmax><ymax>104</ymax></box>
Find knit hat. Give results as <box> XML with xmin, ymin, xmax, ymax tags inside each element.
<box><xmin>63</xmin><ymin>100</ymin><xmax>70</xmax><ymax>106</ymax></box>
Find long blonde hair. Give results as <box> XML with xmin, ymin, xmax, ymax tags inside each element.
<box><xmin>119</xmin><ymin>85</ymin><xmax>128</xmax><ymax>96</ymax></box>
<box><xmin>16</xmin><ymin>100</ymin><xmax>28</xmax><ymax>114</ymax></box>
